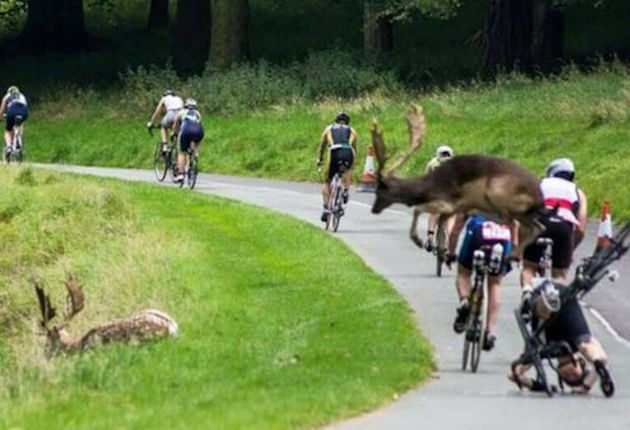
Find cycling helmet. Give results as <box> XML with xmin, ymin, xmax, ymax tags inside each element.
<box><xmin>7</xmin><ymin>86</ymin><xmax>19</xmax><ymax>94</ymax></box>
<box><xmin>163</xmin><ymin>89</ymin><xmax>176</xmax><ymax>97</ymax></box>
<box><xmin>335</xmin><ymin>112</ymin><xmax>350</xmax><ymax>124</ymax></box>
<box><xmin>185</xmin><ymin>98</ymin><xmax>197</xmax><ymax>109</ymax></box>
<box><xmin>436</xmin><ymin>145</ymin><xmax>454</xmax><ymax>160</ymax></box>
<box><xmin>546</xmin><ymin>158</ymin><xmax>575</xmax><ymax>182</ymax></box>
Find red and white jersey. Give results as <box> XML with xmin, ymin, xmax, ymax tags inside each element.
<box><xmin>540</xmin><ymin>177</ymin><xmax>580</xmax><ymax>225</ymax></box>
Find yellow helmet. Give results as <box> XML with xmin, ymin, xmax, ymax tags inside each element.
<box><xmin>7</xmin><ymin>86</ymin><xmax>19</xmax><ymax>94</ymax></box>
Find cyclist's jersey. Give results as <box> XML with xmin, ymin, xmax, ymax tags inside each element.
<box><xmin>322</xmin><ymin>124</ymin><xmax>357</xmax><ymax>150</ymax></box>
<box><xmin>163</xmin><ymin>95</ymin><xmax>184</xmax><ymax>111</ymax></box>
<box><xmin>7</xmin><ymin>92</ymin><xmax>27</xmax><ymax>109</ymax></box>
<box><xmin>425</xmin><ymin>156</ymin><xmax>442</xmax><ymax>173</ymax></box>
<box><xmin>540</xmin><ymin>177</ymin><xmax>580</xmax><ymax>225</ymax></box>
<box><xmin>178</xmin><ymin>108</ymin><xmax>202</xmax><ymax>127</ymax></box>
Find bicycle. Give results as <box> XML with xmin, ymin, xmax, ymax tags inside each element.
<box><xmin>3</xmin><ymin>115</ymin><xmax>25</xmax><ymax>164</ymax></box>
<box><xmin>178</xmin><ymin>144</ymin><xmax>199</xmax><ymax>190</ymax></box>
<box><xmin>325</xmin><ymin>171</ymin><xmax>345</xmax><ymax>232</ymax></box>
<box><xmin>149</xmin><ymin>126</ymin><xmax>178</xmax><ymax>183</ymax></box>
<box><xmin>433</xmin><ymin>223</ymin><xmax>447</xmax><ymax>277</ymax></box>
<box><xmin>461</xmin><ymin>243</ymin><xmax>503</xmax><ymax>373</ymax></box>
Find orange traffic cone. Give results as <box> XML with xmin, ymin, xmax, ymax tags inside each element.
<box><xmin>595</xmin><ymin>201</ymin><xmax>613</xmax><ymax>251</ymax></box>
<box><xmin>358</xmin><ymin>145</ymin><xmax>376</xmax><ymax>192</ymax></box>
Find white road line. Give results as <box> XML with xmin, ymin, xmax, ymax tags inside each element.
<box><xmin>581</xmin><ymin>300</ymin><xmax>630</xmax><ymax>350</ymax></box>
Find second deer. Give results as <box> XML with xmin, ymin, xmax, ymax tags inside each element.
<box><xmin>35</xmin><ymin>274</ymin><xmax>178</xmax><ymax>359</ymax></box>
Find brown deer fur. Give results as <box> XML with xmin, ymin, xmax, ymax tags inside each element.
<box><xmin>36</xmin><ymin>275</ymin><xmax>178</xmax><ymax>359</ymax></box>
<box><xmin>371</xmin><ymin>105</ymin><xmax>545</xmax><ymax>255</ymax></box>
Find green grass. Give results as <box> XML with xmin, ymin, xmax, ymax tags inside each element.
<box><xmin>25</xmin><ymin>65</ymin><xmax>630</xmax><ymax>218</ymax></box>
<box><xmin>0</xmin><ymin>167</ymin><xmax>432</xmax><ymax>429</ymax></box>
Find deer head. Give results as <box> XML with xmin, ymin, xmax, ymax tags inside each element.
<box><xmin>372</xmin><ymin>103</ymin><xmax>427</xmax><ymax>214</ymax></box>
<box><xmin>35</xmin><ymin>273</ymin><xmax>85</xmax><ymax>359</ymax></box>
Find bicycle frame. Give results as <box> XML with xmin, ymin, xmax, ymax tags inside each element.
<box><xmin>511</xmin><ymin>221</ymin><xmax>630</xmax><ymax>396</ymax></box>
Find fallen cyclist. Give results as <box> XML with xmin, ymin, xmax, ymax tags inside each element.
<box><xmin>452</xmin><ymin>215</ymin><xmax>516</xmax><ymax>351</ymax></box>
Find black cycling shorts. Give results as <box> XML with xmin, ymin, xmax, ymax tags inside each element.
<box><xmin>328</xmin><ymin>147</ymin><xmax>354</xmax><ymax>181</ymax></box>
<box><xmin>178</xmin><ymin>123</ymin><xmax>204</xmax><ymax>153</ymax></box>
<box><xmin>544</xmin><ymin>295</ymin><xmax>591</xmax><ymax>352</ymax></box>
<box><xmin>523</xmin><ymin>216</ymin><xmax>575</xmax><ymax>270</ymax></box>
<box><xmin>6</xmin><ymin>104</ymin><xmax>29</xmax><ymax>131</ymax></box>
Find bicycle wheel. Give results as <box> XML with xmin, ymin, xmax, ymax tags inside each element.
<box><xmin>531</xmin><ymin>353</ymin><xmax>553</xmax><ymax>397</ymax></box>
<box><xmin>332</xmin><ymin>184</ymin><xmax>342</xmax><ymax>232</ymax></box>
<box><xmin>435</xmin><ymin>225</ymin><xmax>446</xmax><ymax>277</ymax></box>
<box><xmin>462</xmin><ymin>335</ymin><xmax>471</xmax><ymax>371</ymax></box>
<box><xmin>187</xmin><ymin>155</ymin><xmax>198</xmax><ymax>189</ymax></box>
<box><xmin>153</xmin><ymin>142</ymin><xmax>168</xmax><ymax>182</ymax></box>
<box><xmin>470</xmin><ymin>319</ymin><xmax>482</xmax><ymax>373</ymax></box>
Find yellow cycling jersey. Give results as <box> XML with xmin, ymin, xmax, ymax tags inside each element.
<box><xmin>321</xmin><ymin>124</ymin><xmax>357</xmax><ymax>150</ymax></box>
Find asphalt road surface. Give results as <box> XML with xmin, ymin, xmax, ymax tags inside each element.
<box><xmin>37</xmin><ymin>165</ymin><xmax>630</xmax><ymax>430</ymax></box>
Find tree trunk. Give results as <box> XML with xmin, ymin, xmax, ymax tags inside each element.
<box><xmin>210</xmin><ymin>0</ymin><xmax>249</xmax><ymax>69</ymax></box>
<box><xmin>20</xmin><ymin>0</ymin><xmax>89</xmax><ymax>53</ymax></box>
<box><xmin>481</xmin><ymin>0</ymin><xmax>533</xmax><ymax>74</ymax></box>
<box><xmin>530</xmin><ymin>0</ymin><xmax>564</xmax><ymax>71</ymax></box>
<box><xmin>148</xmin><ymin>0</ymin><xmax>169</xmax><ymax>31</ymax></box>
<box><xmin>363</xmin><ymin>1</ymin><xmax>393</xmax><ymax>53</ymax></box>
<box><xmin>173</xmin><ymin>0</ymin><xmax>211</xmax><ymax>76</ymax></box>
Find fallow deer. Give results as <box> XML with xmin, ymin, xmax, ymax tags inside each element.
<box><xmin>370</xmin><ymin>103</ymin><xmax>545</xmax><ymax>256</ymax></box>
<box><xmin>35</xmin><ymin>274</ymin><xmax>178</xmax><ymax>359</ymax></box>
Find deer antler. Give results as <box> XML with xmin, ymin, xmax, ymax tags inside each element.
<box><xmin>61</xmin><ymin>273</ymin><xmax>85</xmax><ymax>326</ymax></box>
<box><xmin>34</xmin><ymin>281</ymin><xmax>57</xmax><ymax>330</ymax></box>
<box><xmin>385</xmin><ymin>103</ymin><xmax>427</xmax><ymax>175</ymax></box>
<box><xmin>372</xmin><ymin>120</ymin><xmax>387</xmax><ymax>177</ymax></box>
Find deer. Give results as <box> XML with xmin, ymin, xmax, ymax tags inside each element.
<box><xmin>370</xmin><ymin>103</ymin><xmax>546</xmax><ymax>258</ymax></box>
<box><xmin>35</xmin><ymin>274</ymin><xmax>178</xmax><ymax>359</ymax></box>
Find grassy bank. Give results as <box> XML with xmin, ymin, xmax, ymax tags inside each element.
<box><xmin>0</xmin><ymin>167</ymin><xmax>432</xmax><ymax>429</ymax></box>
<box><xmin>25</xmin><ymin>65</ymin><xmax>630</xmax><ymax>218</ymax></box>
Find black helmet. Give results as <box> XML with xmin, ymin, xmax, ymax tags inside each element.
<box><xmin>163</xmin><ymin>89</ymin><xmax>176</xmax><ymax>97</ymax></box>
<box><xmin>335</xmin><ymin>112</ymin><xmax>350</xmax><ymax>124</ymax></box>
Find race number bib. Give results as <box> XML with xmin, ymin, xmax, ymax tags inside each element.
<box><xmin>481</xmin><ymin>222</ymin><xmax>511</xmax><ymax>241</ymax></box>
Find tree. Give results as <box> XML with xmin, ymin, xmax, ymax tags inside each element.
<box><xmin>174</xmin><ymin>0</ymin><xmax>211</xmax><ymax>75</ymax></box>
<box><xmin>18</xmin><ymin>0</ymin><xmax>90</xmax><ymax>52</ymax></box>
<box><xmin>210</xmin><ymin>0</ymin><xmax>249</xmax><ymax>69</ymax></box>
<box><xmin>148</xmin><ymin>0</ymin><xmax>169</xmax><ymax>31</ymax></box>
<box><xmin>362</xmin><ymin>0</ymin><xmax>461</xmax><ymax>54</ymax></box>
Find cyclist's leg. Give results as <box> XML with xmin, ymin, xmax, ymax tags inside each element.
<box><xmin>485</xmin><ymin>275</ymin><xmax>502</xmax><ymax>339</ymax></box>
<box><xmin>4</xmin><ymin>114</ymin><xmax>14</xmax><ymax>149</ymax></box>
<box><xmin>160</xmin><ymin>111</ymin><xmax>175</xmax><ymax>149</ymax></box>
<box><xmin>176</xmin><ymin>131</ymin><xmax>188</xmax><ymax>179</ymax></box>
<box><xmin>426</xmin><ymin>213</ymin><xmax>438</xmax><ymax>247</ymax></box>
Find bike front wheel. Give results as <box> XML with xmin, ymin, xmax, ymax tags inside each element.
<box><xmin>153</xmin><ymin>142</ymin><xmax>168</xmax><ymax>182</ymax></box>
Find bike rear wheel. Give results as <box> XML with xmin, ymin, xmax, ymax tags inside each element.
<box><xmin>187</xmin><ymin>155</ymin><xmax>199</xmax><ymax>189</ymax></box>
<box><xmin>332</xmin><ymin>183</ymin><xmax>343</xmax><ymax>232</ymax></box>
<box><xmin>154</xmin><ymin>142</ymin><xmax>168</xmax><ymax>182</ymax></box>
<box><xmin>462</xmin><ymin>335</ymin><xmax>471</xmax><ymax>371</ymax></box>
<box><xmin>435</xmin><ymin>225</ymin><xmax>446</xmax><ymax>277</ymax></box>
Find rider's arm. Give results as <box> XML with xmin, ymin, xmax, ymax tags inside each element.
<box><xmin>575</xmin><ymin>188</ymin><xmax>588</xmax><ymax>247</ymax></box>
<box><xmin>0</xmin><ymin>95</ymin><xmax>8</xmax><ymax>117</ymax></box>
<box><xmin>350</xmin><ymin>127</ymin><xmax>358</xmax><ymax>153</ymax></box>
<box><xmin>317</xmin><ymin>127</ymin><xmax>330</xmax><ymax>163</ymax></box>
<box><xmin>148</xmin><ymin>98</ymin><xmax>165</xmax><ymax>125</ymax></box>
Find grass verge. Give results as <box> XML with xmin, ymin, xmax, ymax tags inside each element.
<box><xmin>0</xmin><ymin>167</ymin><xmax>432</xmax><ymax>430</ymax></box>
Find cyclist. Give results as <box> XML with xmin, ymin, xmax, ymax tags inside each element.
<box><xmin>514</xmin><ymin>157</ymin><xmax>612</xmax><ymax>394</ymax></box>
<box><xmin>424</xmin><ymin>145</ymin><xmax>455</xmax><ymax>256</ymax></box>
<box><xmin>521</xmin><ymin>158</ymin><xmax>588</xmax><ymax>290</ymax></box>
<box><xmin>0</xmin><ymin>86</ymin><xmax>29</xmax><ymax>155</ymax></box>
<box><xmin>147</xmin><ymin>90</ymin><xmax>184</xmax><ymax>153</ymax></box>
<box><xmin>453</xmin><ymin>215</ymin><xmax>515</xmax><ymax>351</ymax></box>
<box><xmin>317</xmin><ymin>112</ymin><xmax>357</xmax><ymax>223</ymax></box>
<box><xmin>172</xmin><ymin>98</ymin><xmax>204</xmax><ymax>182</ymax></box>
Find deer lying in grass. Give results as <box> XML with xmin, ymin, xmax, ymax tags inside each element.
<box><xmin>35</xmin><ymin>274</ymin><xmax>178</xmax><ymax>359</ymax></box>
<box><xmin>370</xmin><ymin>104</ymin><xmax>545</xmax><ymax>257</ymax></box>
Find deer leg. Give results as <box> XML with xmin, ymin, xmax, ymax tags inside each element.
<box><xmin>409</xmin><ymin>207</ymin><xmax>424</xmax><ymax>248</ymax></box>
<box><xmin>515</xmin><ymin>218</ymin><xmax>545</xmax><ymax>258</ymax></box>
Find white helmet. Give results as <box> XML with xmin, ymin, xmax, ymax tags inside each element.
<box><xmin>436</xmin><ymin>145</ymin><xmax>454</xmax><ymax>160</ymax></box>
<box><xmin>546</xmin><ymin>158</ymin><xmax>575</xmax><ymax>181</ymax></box>
<box><xmin>185</xmin><ymin>98</ymin><xmax>197</xmax><ymax>109</ymax></box>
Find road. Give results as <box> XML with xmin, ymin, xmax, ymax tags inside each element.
<box><xmin>37</xmin><ymin>165</ymin><xmax>630</xmax><ymax>430</ymax></box>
